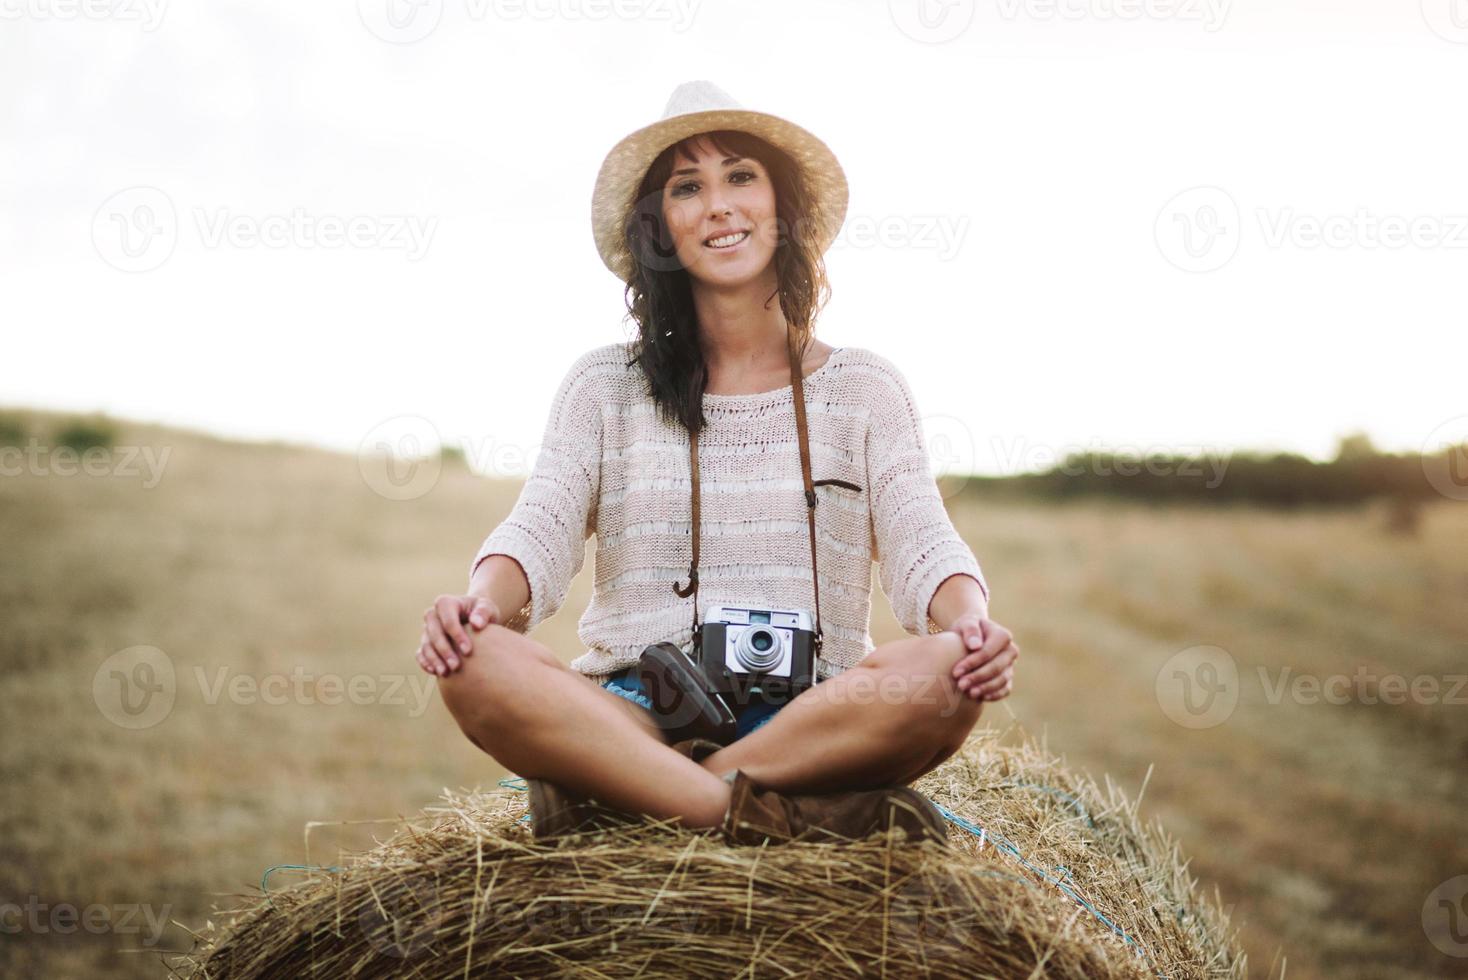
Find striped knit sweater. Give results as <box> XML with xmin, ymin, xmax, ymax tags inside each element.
<box><xmin>468</xmin><ymin>342</ymin><xmax>990</xmax><ymax>684</ymax></box>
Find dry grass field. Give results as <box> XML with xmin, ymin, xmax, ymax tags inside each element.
<box><xmin>1</xmin><ymin>408</ymin><xmax>1464</xmax><ymax>978</ymax></box>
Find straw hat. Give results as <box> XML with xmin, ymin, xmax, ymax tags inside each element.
<box><xmin>590</xmin><ymin>80</ymin><xmax>849</xmax><ymax>282</ymax></box>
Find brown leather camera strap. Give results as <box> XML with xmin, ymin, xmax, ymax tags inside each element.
<box><xmin>671</xmin><ymin>329</ymin><xmax>831</xmax><ymax>657</ymax></box>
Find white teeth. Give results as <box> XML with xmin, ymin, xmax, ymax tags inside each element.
<box><xmin>705</xmin><ymin>231</ymin><xmax>749</xmax><ymax>248</ymax></box>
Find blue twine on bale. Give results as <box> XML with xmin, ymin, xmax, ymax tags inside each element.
<box><xmin>935</xmin><ymin>803</ymin><xmax>1168</xmax><ymax>979</ymax></box>
<box><xmin>259</xmin><ymin>778</ymin><xmax>1170</xmax><ymax>976</ymax></box>
<box><xmin>260</xmin><ymin>864</ymin><xmax>345</xmax><ymax>910</ymax></box>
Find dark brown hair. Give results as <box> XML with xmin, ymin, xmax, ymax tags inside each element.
<box><xmin>620</xmin><ymin>129</ymin><xmax>834</xmax><ymax>435</ymax></box>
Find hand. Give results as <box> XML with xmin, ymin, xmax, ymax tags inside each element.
<box><xmin>417</xmin><ymin>594</ymin><xmax>500</xmax><ymax>676</ymax></box>
<box><xmin>947</xmin><ymin>612</ymin><xmax>1018</xmax><ymax>702</ymax></box>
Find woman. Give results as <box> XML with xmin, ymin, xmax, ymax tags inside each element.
<box><xmin>418</xmin><ymin>81</ymin><xmax>1019</xmax><ymax>845</ymax></box>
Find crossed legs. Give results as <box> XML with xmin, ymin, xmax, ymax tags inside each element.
<box><xmin>437</xmin><ymin>625</ymin><xmax>983</xmax><ymax>830</ymax></box>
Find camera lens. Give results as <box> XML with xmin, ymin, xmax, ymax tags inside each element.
<box><xmin>734</xmin><ymin>626</ymin><xmax>783</xmax><ymax>671</ymax></box>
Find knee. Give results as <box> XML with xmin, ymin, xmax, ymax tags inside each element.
<box><xmin>437</xmin><ymin>624</ymin><xmax>543</xmax><ymax>732</ymax></box>
<box><xmin>878</xmin><ymin>632</ymin><xmax>984</xmax><ymax>743</ymax></box>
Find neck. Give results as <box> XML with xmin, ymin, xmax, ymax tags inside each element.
<box><xmin>691</xmin><ymin>264</ymin><xmax>798</xmax><ymax>374</ymax></box>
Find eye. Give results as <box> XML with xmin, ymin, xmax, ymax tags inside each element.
<box><xmin>669</xmin><ymin>169</ymin><xmax>759</xmax><ymax>199</ymax></box>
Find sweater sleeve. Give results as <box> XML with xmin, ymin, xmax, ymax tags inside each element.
<box><xmin>864</xmin><ymin>354</ymin><xmax>990</xmax><ymax>635</ymax></box>
<box><xmin>468</xmin><ymin>349</ymin><xmax>603</xmax><ymax>632</ymax></box>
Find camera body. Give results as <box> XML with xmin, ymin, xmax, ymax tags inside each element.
<box><xmin>692</xmin><ymin>604</ymin><xmax>818</xmax><ymax>707</ymax></box>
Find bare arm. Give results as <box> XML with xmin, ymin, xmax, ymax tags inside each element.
<box><xmin>926</xmin><ymin>572</ymin><xmax>989</xmax><ymax>633</ymax></box>
<box><xmin>469</xmin><ymin>554</ymin><xmax>533</xmax><ymax>634</ymax></box>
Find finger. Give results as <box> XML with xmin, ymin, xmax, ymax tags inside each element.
<box><xmin>981</xmin><ymin>676</ymin><xmax>1013</xmax><ymax>701</ymax></box>
<box><xmin>416</xmin><ymin>648</ymin><xmax>436</xmax><ymax>675</ymax></box>
<box><xmin>959</xmin><ymin>645</ymin><xmax>1017</xmax><ymax>690</ymax></box>
<box><xmin>972</xmin><ymin>664</ymin><xmax>1015</xmax><ymax>698</ymax></box>
<box><xmin>468</xmin><ymin>596</ymin><xmax>495</xmax><ymax>631</ymax></box>
<box><xmin>424</xmin><ymin>615</ymin><xmax>461</xmax><ymax>673</ymax></box>
<box><xmin>437</xmin><ymin>596</ymin><xmax>474</xmax><ymax>658</ymax></box>
<box><xmin>952</xmin><ymin>649</ymin><xmax>997</xmax><ymax>680</ymax></box>
<box><xmin>976</xmin><ymin>621</ymin><xmax>1011</xmax><ymax>661</ymax></box>
<box><xmin>948</xmin><ymin>621</ymin><xmax>984</xmax><ymax>674</ymax></box>
<box><xmin>417</xmin><ymin>629</ymin><xmax>448</xmax><ymax>676</ymax></box>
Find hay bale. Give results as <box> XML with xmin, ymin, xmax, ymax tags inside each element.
<box><xmin>170</xmin><ymin>727</ymin><xmax>1244</xmax><ymax>979</ymax></box>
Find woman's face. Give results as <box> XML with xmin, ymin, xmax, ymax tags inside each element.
<box><xmin>660</xmin><ymin>136</ymin><xmax>778</xmax><ymax>287</ymax></box>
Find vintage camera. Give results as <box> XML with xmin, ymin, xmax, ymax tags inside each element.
<box><xmin>638</xmin><ymin>605</ymin><xmax>819</xmax><ymax>745</ymax></box>
<box><xmin>694</xmin><ymin>605</ymin><xmax>818</xmax><ymax>708</ymax></box>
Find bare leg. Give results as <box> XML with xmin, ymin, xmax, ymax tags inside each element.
<box><xmin>700</xmin><ymin>630</ymin><xmax>984</xmax><ymax>794</ymax></box>
<box><xmin>437</xmin><ymin>624</ymin><xmax>731</xmax><ymax>828</ymax></box>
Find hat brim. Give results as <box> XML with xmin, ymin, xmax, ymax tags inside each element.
<box><xmin>591</xmin><ymin>108</ymin><xmax>848</xmax><ymax>282</ymax></box>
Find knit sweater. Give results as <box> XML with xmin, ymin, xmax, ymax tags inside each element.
<box><xmin>468</xmin><ymin>342</ymin><xmax>990</xmax><ymax>684</ymax></box>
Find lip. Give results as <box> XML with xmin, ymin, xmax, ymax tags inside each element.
<box><xmin>703</xmin><ymin>229</ymin><xmax>751</xmax><ymax>249</ymax></box>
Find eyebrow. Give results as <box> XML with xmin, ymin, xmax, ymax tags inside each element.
<box><xmin>670</xmin><ymin>156</ymin><xmax>746</xmax><ymax>178</ymax></box>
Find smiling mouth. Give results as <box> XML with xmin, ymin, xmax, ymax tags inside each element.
<box><xmin>704</xmin><ymin>230</ymin><xmax>750</xmax><ymax>249</ymax></box>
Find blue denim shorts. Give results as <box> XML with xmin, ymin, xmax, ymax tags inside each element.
<box><xmin>600</xmin><ymin>667</ymin><xmax>808</xmax><ymax>741</ymax></box>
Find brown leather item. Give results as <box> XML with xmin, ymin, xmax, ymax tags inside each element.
<box><xmin>527</xmin><ymin>737</ymin><xmax>725</xmax><ymax>839</ymax></box>
<box><xmin>718</xmin><ymin>769</ymin><xmax>951</xmax><ymax>848</ymax></box>
<box><xmin>672</xmin><ymin>331</ymin><xmax>863</xmax><ymax>659</ymax></box>
<box><xmin>525</xmin><ymin>777</ymin><xmax>642</xmax><ymax>840</ymax></box>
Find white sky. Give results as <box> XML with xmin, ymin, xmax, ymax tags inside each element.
<box><xmin>3</xmin><ymin>0</ymin><xmax>1464</xmax><ymax>478</ymax></box>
